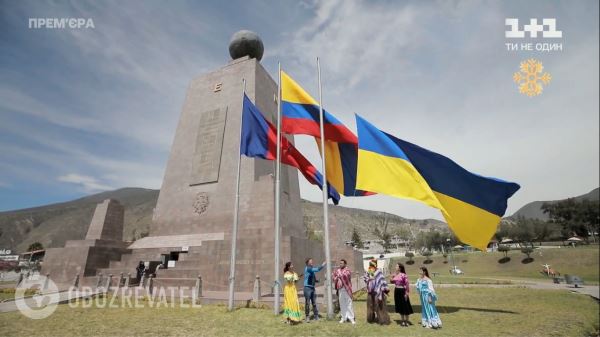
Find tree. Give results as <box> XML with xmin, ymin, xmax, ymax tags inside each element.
<box><xmin>498</xmin><ymin>245</ymin><xmax>510</xmax><ymax>257</ymax></box>
<box><xmin>532</xmin><ymin>219</ymin><xmax>557</xmax><ymax>245</ymax></box>
<box><xmin>394</xmin><ymin>226</ymin><xmax>412</xmax><ymax>248</ymax></box>
<box><xmin>351</xmin><ymin>227</ymin><xmax>364</xmax><ymax>249</ymax></box>
<box><xmin>521</xmin><ymin>247</ymin><xmax>533</xmax><ymax>259</ymax></box>
<box><xmin>507</xmin><ymin>216</ymin><xmax>537</xmax><ymax>245</ymax></box>
<box><xmin>27</xmin><ymin>242</ymin><xmax>43</xmax><ymax>252</ymax></box>
<box><xmin>405</xmin><ymin>251</ymin><xmax>414</xmax><ymax>264</ymax></box>
<box><xmin>542</xmin><ymin>198</ymin><xmax>600</xmax><ymax>240</ymax></box>
<box><xmin>373</xmin><ymin>213</ymin><xmax>393</xmax><ymax>253</ymax></box>
<box><xmin>422</xmin><ymin>250</ymin><xmax>433</xmax><ymax>263</ymax></box>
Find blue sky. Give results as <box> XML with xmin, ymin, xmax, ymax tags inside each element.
<box><xmin>0</xmin><ymin>0</ymin><xmax>598</xmax><ymax>220</ymax></box>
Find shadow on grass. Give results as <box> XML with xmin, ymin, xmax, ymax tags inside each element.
<box><xmin>521</xmin><ymin>257</ymin><xmax>534</xmax><ymax>264</ymax></box>
<box><xmin>387</xmin><ymin>304</ymin><xmax>518</xmax><ymax>315</ymax></box>
<box><xmin>406</xmin><ymin>260</ymin><xmax>415</xmax><ymax>265</ymax></box>
<box><xmin>498</xmin><ymin>257</ymin><xmax>511</xmax><ymax>264</ymax></box>
<box><xmin>393</xmin><ymin>319</ymin><xmax>416</xmax><ymax>326</ymax></box>
<box><xmin>423</xmin><ymin>259</ymin><xmax>433</xmax><ymax>265</ymax></box>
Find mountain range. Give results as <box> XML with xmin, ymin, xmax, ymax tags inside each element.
<box><xmin>510</xmin><ymin>188</ymin><xmax>599</xmax><ymax>220</ymax></box>
<box><xmin>1</xmin><ymin>187</ymin><xmax>597</xmax><ymax>253</ymax></box>
<box><xmin>0</xmin><ymin>187</ymin><xmax>445</xmax><ymax>253</ymax></box>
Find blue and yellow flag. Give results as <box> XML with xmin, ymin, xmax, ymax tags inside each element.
<box><xmin>355</xmin><ymin>114</ymin><xmax>520</xmax><ymax>250</ymax></box>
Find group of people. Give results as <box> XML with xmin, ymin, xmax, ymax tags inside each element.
<box><xmin>281</xmin><ymin>257</ymin><xmax>442</xmax><ymax>329</ymax></box>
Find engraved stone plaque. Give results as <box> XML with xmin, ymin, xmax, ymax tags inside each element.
<box><xmin>190</xmin><ymin>107</ymin><xmax>227</xmax><ymax>185</ymax></box>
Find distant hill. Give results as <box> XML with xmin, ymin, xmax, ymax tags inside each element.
<box><xmin>511</xmin><ymin>188</ymin><xmax>599</xmax><ymax>220</ymax></box>
<box><xmin>0</xmin><ymin>188</ymin><xmax>158</xmax><ymax>252</ymax></box>
<box><xmin>6</xmin><ymin>187</ymin><xmax>595</xmax><ymax>253</ymax></box>
<box><xmin>302</xmin><ymin>200</ymin><xmax>447</xmax><ymax>242</ymax></box>
<box><xmin>0</xmin><ymin>188</ymin><xmax>447</xmax><ymax>253</ymax></box>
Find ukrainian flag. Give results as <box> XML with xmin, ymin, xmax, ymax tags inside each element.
<box><xmin>280</xmin><ymin>70</ymin><xmax>370</xmax><ymax>197</ymax></box>
<box><xmin>355</xmin><ymin>115</ymin><xmax>520</xmax><ymax>250</ymax></box>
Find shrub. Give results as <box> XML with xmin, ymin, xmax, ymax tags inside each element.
<box><xmin>521</xmin><ymin>247</ymin><xmax>534</xmax><ymax>259</ymax></box>
<box><xmin>498</xmin><ymin>245</ymin><xmax>510</xmax><ymax>257</ymax></box>
<box><xmin>405</xmin><ymin>251</ymin><xmax>415</xmax><ymax>264</ymax></box>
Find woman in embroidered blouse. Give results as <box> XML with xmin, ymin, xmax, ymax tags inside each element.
<box><xmin>415</xmin><ymin>266</ymin><xmax>442</xmax><ymax>329</ymax></box>
<box><xmin>391</xmin><ymin>262</ymin><xmax>414</xmax><ymax>326</ymax></box>
<box><xmin>282</xmin><ymin>261</ymin><xmax>302</xmax><ymax>324</ymax></box>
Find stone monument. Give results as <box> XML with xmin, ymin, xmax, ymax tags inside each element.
<box><xmin>43</xmin><ymin>30</ymin><xmax>362</xmax><ymax>292</ymax></box>
<box><xmin>41</xmin><ymin>199</ymin><xmax>129</xmax><ymax>285</ymax></box>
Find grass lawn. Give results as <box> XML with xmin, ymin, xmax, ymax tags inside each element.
<box><xmin>1</xmin><ymin>287</ymin><xmax>597</xmax><ymax>336</ymax></box>
<box><xmin>0</xmin><ymin>288</ymin><xmax>36</xmax><ymax>301</ymax></box>
<box><xmin>431</xmin><ymin>276</ymin><xmax>513</xmax><ymax>285</ymax></box>
<box><xmin>392</xmin><ymin>246</ymin><xmax>599</xmax><ymax>285</ymax></box>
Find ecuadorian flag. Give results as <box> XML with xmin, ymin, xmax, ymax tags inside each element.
<box><xmin>355</xmin><ymin>115</ymin><xmax>520</xmax><ymax>250</ymax></box>
<box><xmin>280</xmin><ymin>70</ymin><xmax>371</xmax><ymax>197</ymax></box>
<box><xmin>280</xmin><ymin>71</ymin><xmax>357</xmax><ymax>143</ymax></box>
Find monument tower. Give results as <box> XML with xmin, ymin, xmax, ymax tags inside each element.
<box><xmin>44</xmin><ymin>31</ymin><xmax>361</xmax><ymax>293</ymax></box>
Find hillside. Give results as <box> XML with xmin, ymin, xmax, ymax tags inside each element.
<box><xmin>302</xmin><ymin>200</ymin><xmax>447</xmax><ymax>242</ymax></box>
<box><xmin>511</xmin><ymin>188</ymin><xmax>599</xmax><ymax>220</ymax></box>
<box><xmin>0</xmin><ymin>188</ymin><xmax>446</xmax><ymax>253</ymax></box>
<box><xmin>0</xmin><ymin>188</ymin><xmax>158</xmax><ymax>252</ymax></box>
<box><xmin>4</xmin><ymin>187</ymin><xmax>596</xmax><ymax>253</ymax></box>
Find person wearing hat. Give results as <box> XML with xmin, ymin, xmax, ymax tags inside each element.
<box><xmin>363</xmin><ymin>259</ymin><xmax>390</xmax><ymax>325</ymax></box>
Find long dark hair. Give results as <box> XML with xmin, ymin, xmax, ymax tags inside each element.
<box><xmin>397</xmin><ymin>262</ymin><xmax>406</xmax><ymax>274</ymax></box>
<box><xmin>284</xmin><ymin>261</ymin><xmax>292</xmax><ymax>273</ymax></box>
<box><xmin>420</xmin><ymin>266</ymin><xmax>430</xmax><ymax>278</ymax></box>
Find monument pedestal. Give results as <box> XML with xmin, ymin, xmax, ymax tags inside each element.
<box><xmin>42</xmin><ymin>199</ymin><xmax>129</xmax><ymax>286</ymax></box>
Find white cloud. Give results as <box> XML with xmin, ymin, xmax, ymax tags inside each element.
<box><xmin>276</xmin><ymin>0</ymin><xmax>599</xmax><ymax>219</ymax></box>
<box><xmin>57</xmin><ymin>173</ymin><xmax>113</xmax><ymax>192</ymax></box>
<box><xmin>274</xmin><ymin>0</ymin><xmax>420</xmax><ymax>90</ymax></box>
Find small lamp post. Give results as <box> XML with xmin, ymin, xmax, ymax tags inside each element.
<box><xmin>447</xmin><ymin>238</ymin><xmax>456</xmax><ymax>274</ymax></box>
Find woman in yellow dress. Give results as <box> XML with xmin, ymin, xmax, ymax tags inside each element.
<box><xmin>283</xmin><ymin>261</ymin><xmax>302</xmax><ymax>324</ymax></box>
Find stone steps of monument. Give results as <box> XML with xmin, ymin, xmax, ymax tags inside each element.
<box><xmin>106</xmin><ymin>261</ymin><xmax>127</xmax><ymax>269</ymax></box>
<box><xmin>96</xmin><ymin>268</ymin><xmax>137</xmax><ymax>277</ymax></box>
<box><xmin>166</xmin><ymin>260</ymin><xmax>202</xmax><ymax>269</ymax></box>
<box><xmin>156</xmin><ymin>269</ymin><xmax>202</xmax><ymax>279</ymax></box>
<box><xmin>105</xmin><ymin>251</ymin><xmax>168</xmax><ymax>270</ymax></box>
<box><xmin>177</xmin><ymin>252</ymin><xmax>217</xmax><ymax>261</ymax></box>
<box><xmin>151</xmin><ymin>278</ymin><xmax>198</xmax><ymax>289</ymax></box>
<box><xmin>117</xmin><ymin>253</ymin><xmax>161</xmax><ymax>264</ymax></box>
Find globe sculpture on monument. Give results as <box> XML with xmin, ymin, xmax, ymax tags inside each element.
<box><xmin>42</xmin><ymin>31</ymin><xmax>362</xmax><ymax>303</ymax></box>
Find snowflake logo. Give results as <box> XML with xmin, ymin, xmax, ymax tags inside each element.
<box><xmin>513</xmin><ymin>59</ymin><xmax>551</xmax><ymax>96</ymax></box>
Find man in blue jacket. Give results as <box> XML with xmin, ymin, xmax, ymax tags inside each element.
<box><xmin>303</xmin><ymin>258</ymin><xmax>326</xmax><ymax>322</ymax></box>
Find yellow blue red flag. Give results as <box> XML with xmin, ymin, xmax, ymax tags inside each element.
<box><xmin>280</xmin><ymin>70</ymin><xmax>371</xmax><ymax>197</ymax></box>
<box><xmin>355</xmin><ymin>114</ymin><xmax>520</xmax><ymax>250</ymax></box>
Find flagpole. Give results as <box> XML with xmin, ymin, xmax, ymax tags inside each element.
<box><xmin>273</xmin><ymin>62</ymin><xmax>282</xmax><ymax>315</ymax></box>
<box><xmin>316</xmin><ymin>57</ymin><xmax>333</xmax><ymax>319</ymax></box>
<box><xmin>228</xmin><ymin>78</ymin><xmax>246</xmax><ymax>311</ymax></box>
